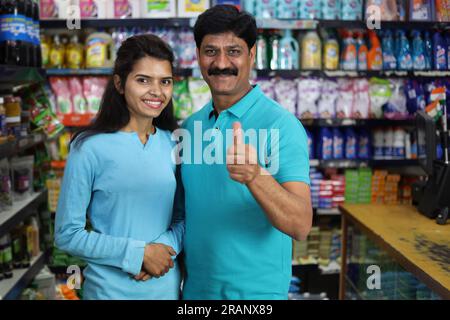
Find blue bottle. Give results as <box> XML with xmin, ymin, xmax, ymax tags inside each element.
<box><xmin>382</xmin><ymin>30</ymin><xmax>397</xmax><ymax>70</ymax></box>
<box><xmin>333</xmin><ymin>128</ymin><xmax>344</xmax><ymax>159</ymax></box>
<box><xmin>446</xmin><ymin>32</ymin><xmax>450</xmax><ymax>70</ymax></box>
<box><xmin>433</xmin><ymin>31</ymin><xmax>447</xmax><ymax>70</ymax></box>
<box><xmin>278</xmin><ymin>29</ymin><xmax>300</xmax><ymax>70</ymax></box>
<box><xmin>358</xmin><ymin>129</ymin><xmax>371</xmax><ymax>160</ymax></box>
<box><xmin>254</xmin><ymin>0</ymin><xmax>276</xmax><ymax>19</ymax></box>
<box><xmin>397</xmin><ymin>30</ymin><xmax>412</xmax><ymax>70</ymax></box>
<box><xmin>345</xmin><ymin>128</ymin><xmax>358</xmax><ymax>160</ymax></box>
<box><xmin>412</xmin><ymin>30</ymin><xmax>426</xmax><ymax>70</ymax></box>
<box><xmin>423</xmin><ymin>31</ymin><xmax>433</xmax><ymax>70</ymax></box>
<box><xmin>277</xmin><ymin>0</ymin><xmax>300</xmax><ymax>19</ymax></box>
<box><xmin>318</xmin><ymin>128</ymin><xmax>333</xmax><ymax>160</ymax></box>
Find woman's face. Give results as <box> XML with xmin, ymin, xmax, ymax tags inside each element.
<box><xmin>116</xmin><ymin>56</ymin><xmax>173</xmax><ymax>121</ymax></box>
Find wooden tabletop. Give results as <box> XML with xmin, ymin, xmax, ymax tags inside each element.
<box><xmin>339</xmin><ymin>204</ymin><xmax>450</xmax><ymax>299</ymax></box>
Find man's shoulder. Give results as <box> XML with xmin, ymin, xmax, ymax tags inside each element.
<box><xmin>181</xmin><ymin>105</ymin><xmax>210</xmax><ymax>129</ymax></box>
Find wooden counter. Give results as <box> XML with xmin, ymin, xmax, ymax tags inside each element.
<box><xmin>339</xmin><ymin>204</ymin><xmax>450</xmax><ymax>300</ymax></box>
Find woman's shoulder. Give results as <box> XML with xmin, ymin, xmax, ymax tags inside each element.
<box><xmin>70</xmin><ymin>132</ymin><xmax>121</xmax><ymax>154</ymax></box>
<box><xmin>157</xmin><ymin>128</ymin><xmax>176</xmax><ymax>146</ymax></box>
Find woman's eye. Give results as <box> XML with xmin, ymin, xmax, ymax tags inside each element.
<box><xmin>161</xmin><ymin>79</ymin><xmax>173</xmax><ymax>86</ymax></box>
<box><xmin>137</xmin><ymin>78</ymin><xmax>149</xmax><ymax>84</ymax></box>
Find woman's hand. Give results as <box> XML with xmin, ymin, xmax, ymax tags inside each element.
<box><xmin>142</xmin><ymin>243</ymin><xmax>176</xmax><ymax>278</ymax></box>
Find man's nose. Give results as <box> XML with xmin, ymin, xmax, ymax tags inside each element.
<box><xmin>214</xmin><ymin>51</ymin><xmax>232</xmax><ymax>69</ymax></box>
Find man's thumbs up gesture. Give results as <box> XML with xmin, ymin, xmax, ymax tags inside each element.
<box><xmin>226</xmin><ymin>122</ymin><xmax>260</xmax><ymax>184</ymax></box>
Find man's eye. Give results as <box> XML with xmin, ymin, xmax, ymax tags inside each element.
<box><xmin>229</xmin><ymin>50</ymin><xmax>240</xmax><ymax>55</ymax></box>
<box><xmin>205</xmin><ymin>49</ymin><xmax>216</xmax><ymax>56</ymax></box>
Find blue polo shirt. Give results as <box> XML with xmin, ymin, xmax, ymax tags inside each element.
<box><xmin>180</xmin><ymin>84</ymin><xmax>310</xmax><ymax>300</ymax></box>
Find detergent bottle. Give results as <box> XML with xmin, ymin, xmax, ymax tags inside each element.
<box><xmin>279</xmin><ymin>29</ymin><xmax>299</xmax><ymax>70</ymax></box>
<box><xmin>367</xmin><ymin>30</ymin><xmax>383</xmax><ymax>70</ymax></box>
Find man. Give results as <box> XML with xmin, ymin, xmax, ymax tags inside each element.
<box><xmin>180</xmin><ymin>5</ymin><xmax>312</xmax><ymax>300</ymax></box>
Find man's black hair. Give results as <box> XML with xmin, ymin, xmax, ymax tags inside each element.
<box><xmin>193</xmin><ymin>5</ymin><xmax>257</xmax><ymax>50</ymax></box>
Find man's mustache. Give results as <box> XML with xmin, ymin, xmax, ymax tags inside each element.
<box><xmin>208</xmin><ymin>68</ymin><xmax>238</xmax><ymax>76</ymax></box>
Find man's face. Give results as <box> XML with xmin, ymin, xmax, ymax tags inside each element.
<box><xmin>197</xmin><ymin>32</ymin><xmax>256</xmax><ymax>97</ymax></box>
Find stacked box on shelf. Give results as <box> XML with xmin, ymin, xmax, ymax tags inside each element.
<box><xmin>318</xmin><ymin>229</ymin><xmax>332</xmax><ymax>266</ymax></box>
<box><xmin>310</xmin><ymin>168</ymin><xmax>323</xmax><ymax>209</ymax></box>
<box><xmin>371</xmin><ymin>170</ymin><xmax>388</xmax><ymax>203</ymax></box>
<box><xmin>357</xmin><ymin>168</ymin><xmax>372</xmax><ymax>204</ymax></box>
<box><xmin>344</xmin><ymin>170</ymin><xmax>359</xmax><ymax>204</ymax></box>
<box><xmin>318</xmin><ymin>180</ymin><xmax>333</xmax><ymax>209</ymax></box>
<box><xmin>330</xmin><ymin>229</ymin><xmax>341</xmax><ymax>263</ymax></box>
<box><xmin>293</xmin><ymin>239</ymin><xmax>308</xmax><ymax>263</ymax></box>
<box><xmin>331</xmin><ymin>175</ymin><xmax>345</xmax><ymax>208</ymax></box>
<box><xmin>400</xmin><ymin>177</ymin><xmax>415</xmax><ymax>205</ymax></box>
<box><xmin>307</xmin><ymin>227</ymin><xmax>320</xmax><ymax>261</ymax></box>
<box><xmin>384</xmin><ymin>174</ymin><xmax>401</xmax><ymax>204</ymax></box>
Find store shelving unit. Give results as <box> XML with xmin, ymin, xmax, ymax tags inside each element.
<box><xmin>310</xmin><ymin>159</ymin><xmax>420</xmax><ymax>169</ymax></box>
<box><xmin>0</xmin><ymin>65</ymin><xmax>46</xmax><ymax>92</ymax></box>
<box><xmin>0</xmin><ymin>132</ymin><xmax>46</xmax><ymax>160</ymax></box>
<box><xmin>40</xmin><ymin>18</ymin><xmax>194</xmax><ymax>29</ymax></box>
<box><xmin>0</xmin><ymin>191</ymin><xmax>48</xmax><ymax>238</ymax></box>
<box><xmin>46</xmin><ymin>67</ymin><xmax>193</xmax><ymax>77</ymax></box>
<box><xmin>0</xmin><ymin>252</ymin><xmax>46</xmax><ymax>300</ymax></box>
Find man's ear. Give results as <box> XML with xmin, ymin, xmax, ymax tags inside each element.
<box><xmin>249</xmin><ymin>45</ymin><xmax>256</xmax><ymax>67</ymax></box>
<box><xmin>114</xmin><ymin>75</ymin><xmax>124</xmax><ymax>94</ymax></box>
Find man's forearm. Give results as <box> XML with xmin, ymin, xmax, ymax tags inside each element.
<box><xmin>246</xmin><ymin>168</ymin><xmax>312</xmax><ymax>241</ymax></box>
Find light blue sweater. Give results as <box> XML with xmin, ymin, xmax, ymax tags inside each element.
<box><xmin>54</xmin><ymin>129</ymin><xmax>184</xmax><ymax>300</ymax></box>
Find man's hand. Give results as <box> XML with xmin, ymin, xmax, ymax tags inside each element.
<box><xmin>226</xmin><ymin>122</ymin><xmax>260</xmax><ymax>184</ymax></box>
<box><xmin>142</xmin><ymin>243</ymin><xmax>176</xmax><ymax>278</ymax></box>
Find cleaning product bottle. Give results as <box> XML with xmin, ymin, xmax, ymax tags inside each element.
<box><xmin>279</xmin><ymin>29</ymin><xmax>299</xmax><ymax>70</ymax></box>
<box><xmin>397</xmin><ymin>30</ymin><xmax>412</xmax><ymax>70</ymax></box>
<box><xmin>340</xmin><ymin>31</ymin><xmax>357</xmax><ymax>70</ymax></box>
<box><xmin>412</xmin><ymin>30</ymin><xmax>426</xmax><ymax>70</ymax></box>
<box><xmin>423</xmin><ymin>31</ymin><xmax>433</xmax><ymax>69</ymax></box>
<box><xmin>446</xmin><ymin>31</ymin><xmax>450</xmax><ymax>70</ymax></box>
<box><xmin>40</xmin><ymin>34</ymin><xmax>51</xmax><ymax>68</ymax></box>
<box><xmin>301</xmin><ymin>30</ymin><xmax>322</xmax><ymax>70</ymax></box>
<box><xmin>382</xmin><ymin>30</ymin><xmax>396</xmax><ymax>70</ymax></box>
<box><xmin>65</xmin><ymin>35</ymin><xmax>84</xmax><ymax>69</ymax></box>
<box><xmin>323</xmin><ymin>31</ymin><xmax>340</xmax><ymax>70</ymax></box>
<box><xmin>356</xmin><ymin>31</ymin><xmax>368</xmax><ymax>71</ymax></box>
<box><xmin>85</xmin><ymin>31</ymin><xmax>115</xmax><ymax>68</ymax></box>
<box><xmin>345</xmin><ymin>128</ymin><xmax>358</xmax><ymax>159</ymax></box>
<box><xmin>367</xmin><ymin>30</ymin><xmax>383</xmax><ymax>70</ymax></box>
<box><xmin>255</xmin><ymin>30</ymin><xmax>268</xmax><ymax>70</ymax></box>
<box><xmin>254</xmin><ymin>0</ymin><xmax>276</xmax><ymax>19</ymax></box>
<box><xmin>433</xmin><ymin>31</ymin><xmax>447</xmax><ymax>70</ymax></box>
<box><xmin>277</xmin><ymin>0</ymin><xmax>300</xmax><ymax>19</ymax></box>
<box><xmin>268</xmin><ymin>30</ymin><xmax>281</xmax><ymax>70</ymax></box>
<box><xmin>333</xmin><ymin>128</ymin><xmax>344</xmax><ymax>159</ymax></box>
<box><xmin>49</xmin><ymin>34</ymin><xmax>64</xmax><ymax>68</ymax></box>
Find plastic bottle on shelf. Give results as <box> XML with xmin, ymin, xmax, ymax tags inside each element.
<box><xmin>0</xmin><ymin>0</ymin><xmax>29</xmax><ymax>66</ymax></box>
<box><xmin>254</xmin><ymin>0</ymin><xmax>276</xmax><ymax>19</ymax></box>
<box><xmin>255</xmin><ymin>30</ymin><xmax>268</xmax><ymax>70</ymax></box>
<box><xmin>323</xmin><ymin>31</ymin><xmax>340</xmax><ymax>70</ymax></box>
<box><xmin>322</xmin><ymin>0</ymin><xmax>341</xmax><ymax>20</ymax></box>
<box><xmin>356</xmin><ymin>31</ymin><xmax>368</xmax><ymax>71</ymax></box>
<box><xmin>397</xmin><ymin>30</ymin><xmax>412</xmax><ymax>70</ymax></box>
<box><xmin>340</xmin><ymin>31</ymin><xmax>357</xmax><ymax>71</ymax></box>
<box><xmin>277</xmin><ymin>0</ymin><xmax>300</xmax><ymax>19</ymax></box>
<box><xmin>332</xmin><ymin>128</ymin><xmax>344</xmax><ymax>159</ymax></box>
<box><xmin>32</xmin><ymin>0</ymin><xmax>42</xmax><ymax>68</ymax></box>
<box><xmin>301</xmin><ymin>30</ymin><xmax>322</xmax><ymax>70</ymax></box>
<box><xmin>382</xmin><ymin>30</ymin><xmax>397</xmax><ymax>70</ymax></box>
<box><xmin>405</xmin><ymin>131</ymin><xmax>412</xmax><ymax>159</ymax></box>
<box><xmin>412</xmin><ymin>30</ymin><xmax>426</xmax><ymax>70</ymax></box>
<box><xmin>423</xmin><ymin>31</ymin><xmax>433</xmax><ymax>70</ymax></box>
<box><xmin>40</xmin><ymin>34</ymin><xmax>51</xmax><ymax>68</ymax></box>
<box><xmin>268</xmin><ymin>30</ymin><xmax>281</xmax><ymax>70</ymax></box>
<box><xmin>373</xmin><ymin>129</ymin><xmax>384</xmax><ymax>159</ymax></box>
<box><xmin>66</xmin><ymin>35</ymin><xmax>84</xmax><ymax>69</ymax></box>
<box><xmin>0</xmin><ymin>235</ymin><xmax>14</xmax><ymax>279</ymax></box>
<box><xmin>299</xmin><ymin>0</ymin><xmax>321</xmax><ymax>19</ymax></box>
<box><xmin>49</xmin><ymin>34</ymin><xmax>65</xmax><ymax>68</ymax></box>
<box><xmin>279</xmin><ymin>29</ymin><xmax>299</xmax><ymax>70</ymax></box>
<box><xmin>393</xmin><ymin>128</ymin><xmax>405</xmax><ymax>159</ymax></box>
<box><xmin>433</xmin><ymin>31</ymin><xmax>447</xmax><ymax>70</ymax></box>
<box><xmin>367</xmin><ymin>30</ymin><xmax>383</xmax><ymax>71</ymax></box>
<box><xmin>383</xmin><ymin>128</ymin><xmax>394</xmax><ymax>159</ymax></box>
<box><xmin>318</xmin><ymin>128</ymin><xmax>333</xmax><ymax>160</ymax></box>
<box><xmin>85</xmin><ymin>31</ymin><xmax>115</xmax><ymax>68</ymax></box>
<box><xmin>344</xmin><ymin>127</ymin><xmax>357</xmax><ymax>160</ymax></box>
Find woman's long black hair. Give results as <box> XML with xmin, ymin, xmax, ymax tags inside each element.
<box><xmin>71</xmin><ymin>34</ymin><xmax>178</xmax><ymax>147</ymax></box>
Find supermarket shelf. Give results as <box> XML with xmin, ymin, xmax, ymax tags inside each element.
<box><xmin>0</xmin><ymin>65</ymin><xmax>46</xmax><ymax>91</ymax></box>
<box><xmin>256</xmin><ymin>18</ymin><xmax>318</xmax><ymax>29</ymax></box>
<box><xmin>40</xmin><ymin>18</ymin><xmax>194</xmax><ymax>29</ymax></box>
<box><xmin>0</xmin><ymin>132</ymin><xmax>46</xmax><ymax>160</ymax></box>
<box><xmin>0</xmin><ymin>190</ymin><xmax>48</xmax><ymax>238</ymax></box>
<box><xmin>316</xmin><ymin>208</ymin><xmax>341</xmax><ymax>216</ymax></box>
<box><xmin>310</xmin><ymin>159</ymin><xmax>420</xmax><ymax>169</ymax></box>
<box><xmin>0</xmin><ymin>252</ymin><xmax>46</xmax><ymax>300</ymax></box>
<box><xmin>256</xmin><ymin>69</ymin><xmax>450</xmax><ymax>78</ymax></box>
<box><xmin>300</xmin><ymin>118</ymin><xmax>416</xmax><ymax>127</ymax></box>
<box><xmin>45</xmin><ymin>68</ymin><xmax>193</xmax><ymax>77</ymax></box>
<box><xmin>344</xmin><ymin>275</ymin><xmax>364</xmax><ymax>300</ymax></box>
<box><xmin>319</xmin><ymin>19</ymin><xmax>450</xmax><ymax>30</ymax></box>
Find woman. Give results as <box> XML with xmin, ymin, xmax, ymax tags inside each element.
<box><xmin>55</xmin><ymin>34</ymin><xmax>185</xmax><ymax>300</ymax></box>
